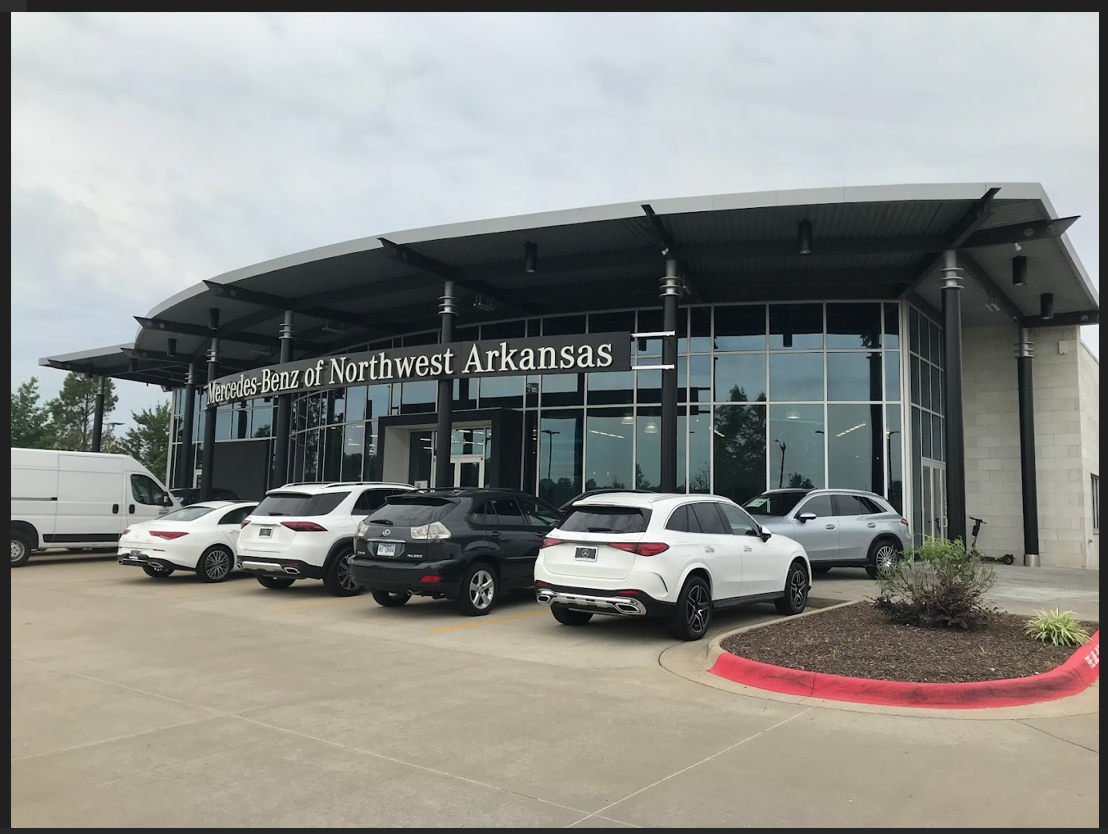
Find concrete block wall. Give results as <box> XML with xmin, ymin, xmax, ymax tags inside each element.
<box><xmin>1078</xmin><ymin>343</ymin><xmax>1099</xmax><ymax>569</ymax></box>
<box><xmin>961</xmin><ymin>324</ymin><xmax>1092</xmax><ymax>569</ymax></box>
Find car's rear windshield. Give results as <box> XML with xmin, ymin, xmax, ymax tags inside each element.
<box><xmin>159</xmin><ymin>506</ymin><xmax>217</xmax><ymax>523</ymax></box>
<box><xmin>744</xmin><ymin>491</ymin><xmax>807</xmax><ymax>516</ymax></box>
<box><xmin>558</xmin><ymin>506</ymin><xmax>651</xmax><ymax>534</ymax></box>
<box><xmin>366</xmin><ymin>496</ymin><xmax>456</xmax><ymax>526</ymax></box>
<box><xmin>252</xmin><ymin>491</ymin><xmax>349</xmax><ymax>517</ymax></box>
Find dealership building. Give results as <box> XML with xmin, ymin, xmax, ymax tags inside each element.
<box><xmin>41</xmin><ymin>183</ymin><xmax>1099</xmax><ymax>570</ymax></box>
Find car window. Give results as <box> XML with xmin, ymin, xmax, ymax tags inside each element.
<box><xmin>665</xmin><ymin>504</ymin><xmax>690</xmax><ymax>533</ymax></box>
<box><xmin>690</xmin><ymin>502</ymin><xmax>729</xmax><ymax>535</ymax></box>
<box><xmin>487</xmin><ymin>498</ymin><xmax>527</xmax><ymax>525</ymax></box>
<box><xmin>219</xmin><ymin>506</ymin><xmax>255</xmax><ymax>525</ymax></box>
<box><xmin>131</xmin><ymin>474</ymin><xmax>168</xmax><ymax>506</ymax></box>
<box><xmin>744</xmin><ymin>490</ymin><xmax>809</xmax><ymax>516</ymax></box>
<box><xmin>796</xmin><ymin>494</ymin><xmax>834</xmax><ymax>518</ymax></box>
<box><xmin>833</xmin><ymin>494</ymin><xmax>871</xmax><ymax>516</ymax></box>
<box><xmin>559</xmin><ymin>506</ymin><xmax>651</xmax><ymax>533</ymax></box>
<box><xmin>253</xmin><ymin>491</ymin><xmax>350</xmax><ymax>517</ymax></box>
<box><xmin>718</xmin><ymin>503</ymin><xmax>760</xmax><ymax>536</ymax></box>
<box><xmin>369</xmin><ymin>496</ymin><xmax>455</xmax><ymax>526</ymax></box>
<box><xmin>353</xmin><ymin>489</ymin><xmax>397</xmax><ymax>514</ymax></box>
<box><xmin>519</xmin><ymin>498</ymin><xmax>561</xmax><ymax>529</ymax></box>
<box><xmin>859</xmin><ymin>496</ymin><xmax>886</xmax><ymax>514</ymax></box>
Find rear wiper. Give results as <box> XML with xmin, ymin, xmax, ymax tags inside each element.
<box><xmin>587</xmin><ymin>526</ymin><xmax>620</xmax><ymax>533</ymax></box>
<box><xmin>373</xmin><ymin>519</ymin><xmax>393</xmax><ymax>526</ymax></box>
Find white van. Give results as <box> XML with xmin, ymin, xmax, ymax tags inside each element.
<box><xmin>11</xmin><ymin>448</ymin><xmax>179</xmax><ymax>567</ymax></box>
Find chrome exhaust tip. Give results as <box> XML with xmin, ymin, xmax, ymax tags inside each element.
<box><xmin>536</xmin><ymin>592</ymin><xmax>553</xmax><ymax>605</ymax></box>
<box><xmin>614</xmin><ymin>602</ymin><xmax>640</xmax><ymax>615</ymax></box>
<box><xmin>284</xmin><ymin>567</ymin><xmax>301</xmax><ymax>575</ymax></box>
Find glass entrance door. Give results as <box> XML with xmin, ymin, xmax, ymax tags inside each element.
<box><xmin>921</xmin><ymin>459</ymin><xmax>947</xmax><ymax>541</ymax></box>
<box><xmin>453</xmin><ymin>455</ymin><xmax>485</xmax><ymax>488</ymax></box>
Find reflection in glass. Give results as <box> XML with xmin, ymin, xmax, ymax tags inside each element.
<box><xmin>453</xmin><ymin>377</ymin><xmax>478</xmax><ymax>409</ymax></box>
<box><xmin>885</xmin><ymin>352</ymin><xmax>901</xmax><ymax>401</ymax></box>
<box><xmin>363</xmin><ymin>419</ymin><xmax>379</xmax><ymax>480</ymax></box>
<box><xmin>324</xmin><ymin>425</ymin><xmax>343</xmax><ymax>480</ymax></box>
<box><xmin>714</xmin><ymin>305</ymin><xmax>766</xmax><ymax>352</ymax></box>
<box><xmin>589</xmin><ymin>310</ymin><xmax>635</xmax><ymax>336</ymax></box>
<box><xmin>544</xmin><ymin>315</ymin><xmax>586</xmax><ymax>336</ymax></box>
<box><xmin>636</xmin><ymin>309</ymin><xmax>663</xmax><ymax>356</ymax></box>
<box><xmin>636</xmin><ymin>407</ymin><xmax>661</xmax><ymax>490</ymax></box>
<box><xmin>884</xmin><ymin>303</ymin><xmax>901</xmax><ymax>349</ymax></box>
<box><xmin>480</xmin><ymin>375</ymin><xmax>526</xmax><ymax>409</ymax></box>
<box><xmin>342</xmin><ymin>423</ymin><xmax>364</xmax><ymax>480</ymax></box>
<box><xmin>328</xmin><ymin>389</ymin><xmax>345</xmax><ymax>424</ymax></box>
<box><xmin>539</xmin><ymin>411</ymin><xmax>583</xmax><ymax>507</ymax></box>
<box><xmin>713</xmin><ymin>404</ymin><xmax>767</xmax><ymax>504</ymax></box>
<box><xmin>769</xmin><ymin>352</ymin><xmax>824</xmax><ymax>401</ymax></box>
<box><xmin>367</xmin><ymin>385</ymin><xmax>389</xmax><ymax>420</ymax></box>
<box><xmin>481</xmin><ymin>319</ymin><xmax>525</xmax><ymax>340</ymax></box>
<box><xmin>400</xmin><ymin>381</ymin><xmax>436</xmax><ymax>414</ymax></box>
<box><xmin>886</xmin><ymin>404</ymin><xmax>903</xmax><ymax>512</ymax></box>
<box><xmin>587</xmin><ymin>368</ymin><xmax>634</xmax><ymax>405</ymax></box>
<box><xmin>215</xmin><ymin>407</ymin><xmax>232</xmax><ymax>441</ymax></box>
<box><xmin>714</xmin><ymin>354</ymin><xmax>767</xmax><ymax>403</ymax></box>
<box><xmin>909</xmin><ymin>308</ymin><xmax>921</xmax><ymax>356</ymax></box>
<box><xmin>826</xmin><ymin>302</ymin><xmax>881</xmax><ymax>349</ymax></box>
<box><xmin>827</xmin><ymin>352</ymin><xmax>883</xmax><ymax>401</ymax></box>
<box><xmin>686</xmin><ymin>306</ymin><xmax>711</xmax><ymax>353</ymax></box>
<box><xmin>635</xmin><ymin>369</ymin><xmax>661</xmax><ymax>404</ymax></box>
<box><xmin>253</xmin><ymin>403</ymin><xmax>273</xmax><ymax>438</ymax></box>
<box><xmin>687</xmin><ymin>406</ymin><xmax>711</xmax><ymax>493</ymax></box>
<box><xmin>930</xmin><ymin>366</ymin><xmax>943</xmax><ymax>415</ymax></box>
<box><xmin>541</xmin><ymin>373</ymin><xmax>584</xmax><ymax>407</ymax></box>
<box><xmin>234</xmin><ymin>404</ymin><xmax>250</xmax><ymax>439</ymax></box>
<box><xmin>770</xmin><ymin>303</ymin><xmax>823</xmax><ymax>350</ymax></box>
<box><xmin>827</xmin><ymin>403</ymin><xmax>884</xmax><ymax>492</ymax></box>
<box><xmin>688</xmin><ymin>355</ymin><xmax>711</xmax><ymax>404</ymax></box>
<box><xmin>346</xmin><ymin>387</ymin><xmax>366</xmax><ymax>422</ymax></box>
<box><xmin>769</xmin><ymin>404</ymin><xmax>825</xmax><ymax>490</ymax></box>
<box><xmin>585</xmin><ymin>410</ymin><xmax>633</xmax><ymax>491</ymax></box>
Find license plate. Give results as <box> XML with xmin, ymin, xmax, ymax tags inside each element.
<box><xmin>259</xmin><ymin>527</ymin><xmax>273</xmax><ymax>538</ymax></box>
<box><xmin>574</xmin><ymin>546</ymin><xmax>597</xmax><ymax>561</ymax></box>
<box><xmin>377</xmin><ymin>542</ymin><xmax>397</xmax><ymax>557</ymax></box>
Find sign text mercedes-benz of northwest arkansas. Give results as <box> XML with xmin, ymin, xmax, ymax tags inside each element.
<box><xmin>204</xmin><ymin>332</ymin><xmax>632</xmax><ymax>406</ymax></box>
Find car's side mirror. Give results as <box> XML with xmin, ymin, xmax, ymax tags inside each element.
<box><xmin>797</xmin><ymin>512</ymin><xmax>816</xmax><ymax>523</ymax></box>
<box><xmin>760</xmin><ymin>530</ymin><xmax>773</xmax><ymax>542</ymax></box>
<box><xmin>162</xmin><ymin>493</ymin><xmax>174</xmax><ymax>507</ymax></box>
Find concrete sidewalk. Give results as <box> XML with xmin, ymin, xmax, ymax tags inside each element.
<box><xmin>10</xmin><ymin>558</ymin><xmax>1100</xmax><ymax>828</ymax></box>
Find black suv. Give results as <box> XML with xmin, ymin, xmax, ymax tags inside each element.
<box><xmin>350</xmin><ymin>488</ymin><xmax>563</xmax><ymax>617</ymax></box>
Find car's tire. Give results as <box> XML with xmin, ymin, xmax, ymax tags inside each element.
<box><xmin>457</xmin><ymin>562</ymin><xmax>498</xmax><ymax>616</ymax></box>
<box><xmin>323</xmin><ymin>545</ymin><xmax>362</xmax><ymax>597</ymax></box>
<box><xmin>775</xmin><ymin>560</ymin><xmax>810</xmax><ymax>615</ymax></box>
<box><xmin>668</xmin><ymin>574</ymin><xmax>712</xmax><ymax>641</ymax></box>
<box><xmin>257</xmin><ymin>575</ymin><xmax>296</xmax><ymax>590</ymax></box>
<box><xmin>865</xmin><ymin>538</ymin><xmax>902</xmax><ymax>580</ymax></box>
<box><xmin>812</xmin><ymin>565</ymin><xmax>832</xmax><ymax>575</ymax></box>
<box><xmin>371</xmin><ymin>589</ymin><xmax>411</xmax><ymax>608</ymax></box>
<box><xmin>11</xmin><ymin>532</ymin><xmax>34</xmax><ymax>568</ymax></box>
<box><xmin>197</xmin><ymin>546</ymin><xmax>234</xmax><ymax>583</ymax></box>
<box><xmin>550</xmin><ymin>604</ymin><xmax>593</xmax><ymax>626</ymax></box>
<box><xmin>142</xmin><ymin>563</ymin><xmax>174</xmax><ymax>578</ymax></box>
<box><xmin>1002</xmin><ymin>554</ymin><xmax>1016</xmax><ymax>566</ymax></box>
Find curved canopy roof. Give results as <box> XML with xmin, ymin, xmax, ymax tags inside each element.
<box><xmin>41</xmin><ymin>182</ymin><xmax>1099</xmax><ymax>387</ymax></box>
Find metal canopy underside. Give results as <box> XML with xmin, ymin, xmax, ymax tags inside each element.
<box><xmin>40</xmin><ymin>182</ymin><xmax>1099</xmax><ymax>387</ymax></box>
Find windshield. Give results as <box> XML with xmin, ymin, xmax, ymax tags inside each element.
<box><xmin>253</xmin><ymin>491</ymin><xmax>349</xmax><ymax>517</ymax></box>
<box><xmin>558</xmin><ymin>506</ymin><xmax>651</xmax><ymax>534</ymax></box>
<box><xmin>366</xmin><ymin>496</ymin><xmax>456</xmax><ymax>526</ymax></box>
<box><xmin>744</xmin><ymin>491</ymin><xmax>809</xmax><ymax>517</ymax></box>
<box><xmin>158</xmin><ymin>506</ymin><xmax>217</xmax><ymax>523</ymax></box>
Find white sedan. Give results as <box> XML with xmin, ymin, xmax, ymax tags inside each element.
<box><xmin>534</xmin><ymin>492</ymin><xmax>811</xmax><ymax>640</ymax></box>
<box><xmin>117</xmin><ymin>501</ymin><xmax>257</xmax><ymax>582</ymax></box>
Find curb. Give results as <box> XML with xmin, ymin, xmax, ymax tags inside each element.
<box><xmin>709</xmin><ymin>621</ymin><xmax>1100</xmax><ymax>710</ymax></box>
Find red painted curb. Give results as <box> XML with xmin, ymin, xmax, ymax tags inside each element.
<box><xmin>710</xmin><ymin>629</ymin><xmax>1099</xmax><ymax>710</ymax></box>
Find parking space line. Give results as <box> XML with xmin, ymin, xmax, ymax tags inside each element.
<box><xmin>427</xmin><ymin>610</ymin><xmax>547</xmax><ymax>634</ymax></box>
<box><xmin>269</xmin><ymin>597</ymin><xmax>366</xmax><ymax>612</ymax></box>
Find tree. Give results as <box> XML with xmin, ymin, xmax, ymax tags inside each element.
<box><xmin>46</xmin><ymin>373</ymin><xmax>118</xmax><ymax>452</ymax></box>
<box><xmin>118</xmin><ymin>401</ymin><xmax>172</xmax><ymax>480</ymax></box>
<box><xmin>11</xmin><ymin>377</ymin><xmax>56</xmax><ymax>448</ymax></box>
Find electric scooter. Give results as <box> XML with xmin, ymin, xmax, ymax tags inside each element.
<box><xmin>968</xmin><ymin>515</ymin><xmax>1016</xmax><ymax>565</ymax></box>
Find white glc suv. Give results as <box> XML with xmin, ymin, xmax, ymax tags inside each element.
<box><xmin>534</xmin><ymin>492</ymin><xmax>812</xmax><ymax>640</ymax></box>
<box><xmin>238</xmin><ymin>482</ymin><xmax>414</xmax><ymax>596</ymax></box>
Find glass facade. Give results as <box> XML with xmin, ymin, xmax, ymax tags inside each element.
<box><xmin>908</xmin><ymin>305</ymin><xmax>946</xmax><ymax>543</ymax></box>
<box><xmin>172</xmin><ymin>302</ymin><xmax>910</xmax><ymax>512</ymax></box>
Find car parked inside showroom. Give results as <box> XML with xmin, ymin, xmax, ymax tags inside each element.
<box><xmin>350</xmin><ymin>487</ymin><xmax>563</xmax><ymax>616</ymax></box>
<box><xmin>534</xmin><ymin>492</ymin><xmax>811</xmax><ymax>641</ymax></box>
<box><xmin>743</xmin><ymin>488</ymin><xmax>910</xmax><ymax>578</ymax></box>
<box><xmin>169</xmin><ymin>486</ymin><xmax>240</xmax><ymax>506</ymax></box>
<box><xmin>117</xmin><ymin>500</ymin><xmax>257</xmax><ymax>582</ymax></box>
<box><xmin>237</xmin><ymin>481</ymin><xmax>414</xmax><ymax>596</ymax></box>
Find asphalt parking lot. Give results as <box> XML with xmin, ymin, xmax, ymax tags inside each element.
<box><xmin>11</xmin><ymin>555</ymin><xmax>1100</xmax><ymax>828</ymax></box>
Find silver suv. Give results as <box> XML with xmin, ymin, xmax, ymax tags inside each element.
<box><xmin>743</xmin><ymin>488</ymin><xmax>910</xmax><ymax>579</ymax></box>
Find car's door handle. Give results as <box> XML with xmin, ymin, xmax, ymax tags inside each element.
<box><xmin>488</xmin><ymin>531</ymin><xmax>501</xmax><ymax>539</ymax></box>
<box><xmin>129</xmin><ymin>504</ymin><xmax>136</xmax><ymax>514</ymax></box>
<box><xmin>743</xmin><ymin>546</ymin><xmax>753</xmax><ymax>552</ymax></box>
<box><xmin>825</xmin><ymin>524</ymin><xmax>836</xmax><ymax>529</ymax></box>
<box><xmin>112</xmin><ymin>504</ymin><xmax>119</xmax><ymax>514</ymax></box>
<box><xmin>867</xmin><ymin>522</ymin><xmax>876</xmax><ymax>528</ymax></box>
<box><xmin>704</xmin><ymin>546</ymin><xmax>715</xmax><ymax>553</ymax></box>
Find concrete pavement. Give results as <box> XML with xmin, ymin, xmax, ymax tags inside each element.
<box><xmin>10</xmin><ymin>554</ymin><xmax>1100</xmax><ymax>827</ymax></box>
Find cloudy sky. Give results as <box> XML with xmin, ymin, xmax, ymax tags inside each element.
<box><xmin>10</xmin><ymin>12</ymin><xmax>1100</xmax><ymax>426</ymax></box>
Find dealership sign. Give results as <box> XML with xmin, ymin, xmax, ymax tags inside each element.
<box><xmin>205</xmin><ymin>332</ymin><xmax>632</xmax><ymax>405</ymax></box>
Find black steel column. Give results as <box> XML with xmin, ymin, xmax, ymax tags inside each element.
<box><xmin>1016</xmin><ymin>328</ymin><xmax>1041</xmax><ymax>567</ymax></box>
<box><xmin>176</xmin><ymin>362</ymin><xmax>197</xmax><ymax>488</ymax></box>
<box><xmin>940</xmin><ymin>251</ymin><xmax>967</xmax><ymax>545</ymax></box>
<box><xmin>271</xmin><ymin>310</ymin><xmax>294</xmax><ymax>488</ymax></box>
<box><xmin>434</xmin><ymin>280</ymin><xmax>456</xmax><ymax>488</ymax></box>
<box><xmin>659</xmin><ymin>259</ymin><xmax>681</xmax><ymax>492</ymax></box>
<box><xmin>91</xmin><ymin>376</ymin><xmax>106</xmax><ymax>452</ymax></box>
<box><xmin>199</xmin><ymin>309</ymin><xmax>220</xmax><ymax>501</ymax></box>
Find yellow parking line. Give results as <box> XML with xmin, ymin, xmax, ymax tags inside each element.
<box><xmin>427</xmin><ymin>610</ymin><xmax>547</xmax><ymax>634</ymax></box>
<box><xmin>269</xmin><ymin>597</ymin><xmax>365</xmax><ymax>612</ymax></box>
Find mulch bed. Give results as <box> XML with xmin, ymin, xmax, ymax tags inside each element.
<box><xmin>720</xmin><ymin>603</ymin><xmax>1097</xmax><ymax>684</ymax></box>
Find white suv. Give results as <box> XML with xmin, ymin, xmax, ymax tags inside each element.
<box><xmin>238</xmin><ymin>482</ymin><xmax>414</xmax><ymax>596</ymax></box>
<box><xmin>534</xmin><ymin>492</ymin><xmax>811</xmax><ymax>641</ymax></box>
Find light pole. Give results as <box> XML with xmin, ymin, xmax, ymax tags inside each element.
<box><xmin>775</xmin><ymin>439</ymin><xmax>787</xmax><ymax>489</ymax></box>
<box><xmin>541</xmin><ymin>429</ymin><xmax>560</xmax><ymax>481</ymax></box>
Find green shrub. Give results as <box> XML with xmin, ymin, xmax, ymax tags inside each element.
<box><xmin>1024</xmin><ymin>609</ymin><xmax>1091</xmax><ymax>647</ymax></box>
<box><xmin>874</xmin><ymin>537</ymin><xmax>996</xmax><ymax>630</ymax></box>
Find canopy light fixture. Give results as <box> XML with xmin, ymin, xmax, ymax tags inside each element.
<box><xmin>167</xmin><ymin>338</ymin><xmax>177</xmax><ymax>357</ymax></box>
<box><xmin>1012</xmin><ymin>255</ymin><xmax>1028</xmax><ymax>287</ymax></box>
<box><xmin>798</xmin><ymin>219</ymin><xmax>813</xmax><ymax>255</ymax></box>
<box><xmin>524</xmin><ymin>241</ymin><xmax>538</xmax><ymax>274</ymax></box>
<box><xmin>1040</xmin><ymin>292</ymin><xmax>1055</xmax><ymax>321</ymax></box>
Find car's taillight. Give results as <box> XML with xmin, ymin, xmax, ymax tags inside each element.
<box><xmin>281</xmin><ymin>521</ymin><xmax>328</xmax><ymax>532</ymax></box>
<box><xmin>122</xmin><ymin>528</ymin><xmax>130</xmax><ymax>535</ymax></box>
<box><xmin>540</xmin><ymin>537</ymin><xmax>563</xmax><ymax>548</ymax></box>
<box><xmin>610</xmin><ymin>542</ymin><xmax>669</xmax><ymax>557</ymax></box>
<box><xmin>901</xmin><ymin>518</ymin><xmax>910</xmax><ymax>527</ymax></box>
<box><xmin>150</xmin><ymin>531</ymin><xmax>188</xmax><ymax>540</ymax></box>
<box><xmin>241</xmin><ymin>519</ymin><xmax>251</xmax><ymax>528</ymax></box>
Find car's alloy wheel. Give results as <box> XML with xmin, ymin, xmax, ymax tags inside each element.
<box><xmin>468</xmin><ymin>569</ymin><xmax>495</xmax><ymax>611</ymax></box>
<box><xmin>11</xmin><ymin>538</ymin><xmax>27</xmax><ymax>566</ymax></box>
<box><xmin>789</xmin><ymin>568</ymin><xmax>807</xmax><ymax>610</ymax></box>
<box><xmin>684</xmin><ymin>582</ymin><xmax>711</xmax><ymax>636</ymax></box>
<box><xmin>199</xmin><ymin>547</ymin><xmax>233</xmax><ymax>582</ymax></box>
<box><xmin>874</xmin><ymin>543</ymin><xmax>898</xmax><ymax>576</ymax></box>
<box><xmin>337</xmin><ymin>554</ymin><xmax>357</xmax><ymax>592</ymax></box>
